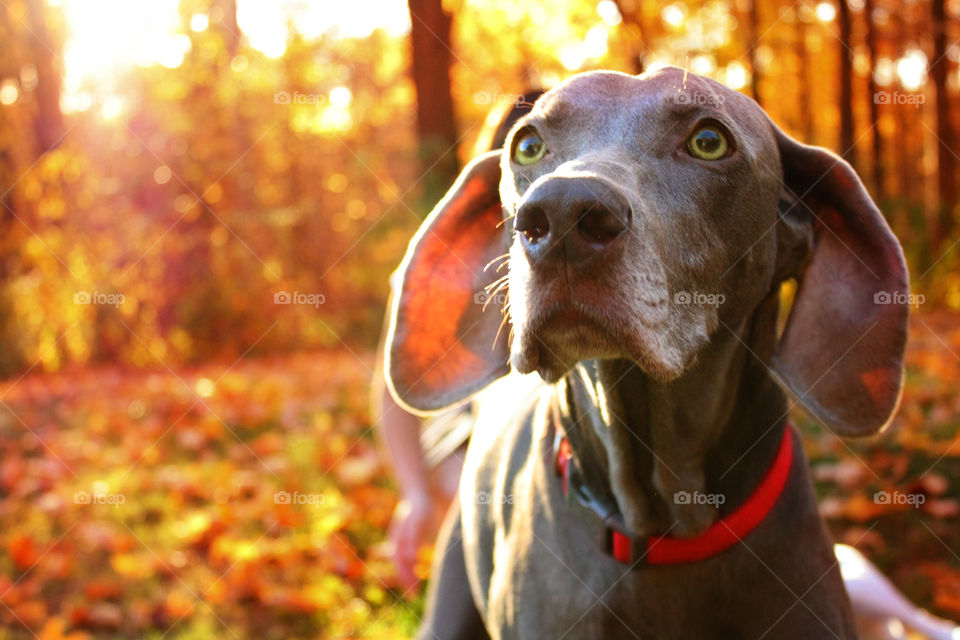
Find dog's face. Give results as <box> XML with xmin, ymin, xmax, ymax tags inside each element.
<box><xmin>500</xmin><ymin>69</ymin><xmax>783</xmax><ymax>383</ymax></box>
<box><xmin>386</xmin><ymin>67</ymin><xmax>908</xmax><ymax>437</ymax></box>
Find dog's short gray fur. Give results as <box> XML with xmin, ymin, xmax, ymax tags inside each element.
<box><xmin>386</xmin><ymin>67</ymin><xmax>909</xmax><ymax>639</ymax></box>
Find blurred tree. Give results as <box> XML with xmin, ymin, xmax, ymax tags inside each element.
<box><xmin>838</xmin><ymin>0</ymin><xmax>855</xmax><ymax>163</ymax></box>
<box><xmin>931</xmin><ymin>0</ymin><xmax>955</xmax><ymax>252</ymax></box>
<box><xmin>408</xmin><ymin>0</ymin><xmax>459</xmax><ymax>206</ymax></box>
<box><xmin>793</xmin><ymin>9</ymin><xmax>815</xmax><ymax>143</ymax></box>
<box><xmin>746</xmin><ymin>0</ymin><xmax>762</xmax><ymax>105</ymax></box>
<box><xmin>892</xmin><ymin>8</ymin><xmax>918</xmax><ymax>211</ymax></box>
<box><xmin>25</xmin><ymin>0</ymin><xmax>63</xmax><ymax>156</ymax></box>
<box><xmin>864</xmin><ymin>0</ymin><xmax>884</xmax><ymax>198</ymax></box>
<box><xmin>612</xmin><ymin>0</ymin><xmax>650</xmax><ymax>73</ymax></box>
<box><xmin>213</xmin><ymin>0</ymin><xmax>241</xmax><ymax>57</ymax></box>
<box><xmin>0</xmin><ymin>0</ymin><xmax>56</xmax><ymax>373</ymax></box>
<box><xmin>0</xmin><ymin>0</ymin><xmax>956</xmax><ymax>377</ymax></box>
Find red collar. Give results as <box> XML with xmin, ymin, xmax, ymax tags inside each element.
<box><xmin>554</xmin><ymin>426</ymin><xmax>794</xmax><ymax>565</ymax></box>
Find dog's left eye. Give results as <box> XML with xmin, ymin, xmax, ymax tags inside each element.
<box><xmin>687</xmin><ymin>125</ymin><xmax>730</xmax><ymax>160</ymax></box>
<box><xmin>513</xmin><ymin>130</ymin><xmax>548</xmax><ymax>166</ymax></box>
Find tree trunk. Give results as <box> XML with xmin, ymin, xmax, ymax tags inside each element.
<box><xmin>25</xmin><ymin>0</ymin><xmax>63</xmax><ymax>156</ymax></box>
<box><xmin>888</xmin><ymin>8</ymin><xmax>922</xmax><ymax>257</ymax></box>
<box><xmin>891</xmin><ymin>9</ymin><xmax>915</xmax><ymax>205</ymax></box>
<box><xmin>838</xmin><ymin>0</ymin><xmax>855</xmax><ymax>164</ymax></box>
<box><xmin>612</xmin><ymin>0</ymin><xmax>648</xmax><ymax>74</ymax></box>
<box><xmin>747</xmin><ymin>0</ymin><xmax>762</xmax><ymax>105</ymax></box>
<box><xmin>408</xmin><ymin>0</ymin><xmax>459</xmax><ymax>205</ymax></box>
<box><xmin>864</xmin><ymin>0</ymin><xmax>884</xmax><ymax>199</ymax></box>
<box><xmin>214</xmin><ymin>0</ymin><xmax>241</xmax><ymax>58</ymax></box>
<box><xmin>794</xmin><ymin>13</ymin><xmax>815</xmax><ymax>143</ymax></box>
<box><xmin>931</xmin><ymin>0</ymin><xmax>955</xmax><ymax>252</ymax></box>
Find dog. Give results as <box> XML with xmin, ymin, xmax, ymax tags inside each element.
<box><xmin>385</xmin><ymin>67</ymin><xmax>952</xmax><ymax>639</ymax></box>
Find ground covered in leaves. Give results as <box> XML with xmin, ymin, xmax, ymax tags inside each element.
<box><xmin>0</xmin><ymin>350</ymin><xmax>419</xmax><ymax>639</ymax></box>
<box><xmin>0</xmin><ymin>312</ymin><xmax>958</xmax><ymax>639</ymax></box>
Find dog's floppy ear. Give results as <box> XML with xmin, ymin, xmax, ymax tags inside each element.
<box><xmin>772</xmin><ymin>128</ymin><xmax>909</xmax><ymax>437</ymax></box>
<box><xmin>385</xmin><ymin>151</ymin><xmax>510</xmax><ymax>413</ymax></box>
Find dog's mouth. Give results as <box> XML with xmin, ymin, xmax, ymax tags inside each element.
<box><xmin>513</xmin><ymin>304</ymin><xmax>616</xmax><ymax>382</ymax></box>
<box><xmin>512</xmin><ymin>297</ymin><xmax>676</xmax><ymax>384</ymax></box>
<box><xmin>510</xmin><ymin>286</ymin><xmax>699</xmax><ymax>384</ymax></box>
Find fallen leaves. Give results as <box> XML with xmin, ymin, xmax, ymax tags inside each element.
<box><xmin>808</xmin><ymin>310</ymin><xmax>960</xmax><ymax>621</ymax></box>
<box><xmin>0</xmin><ymin>349</ymin><xmax>410</xmax><ymax>638</ymax></box>
<box><xmin>0</xmin><ymin>310</ymin><xmax>957</xmax><ymax>638</ymax></box>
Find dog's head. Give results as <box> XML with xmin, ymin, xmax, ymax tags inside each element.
<box><xmin>386</xmin><ymin>67</ymin><xmax>908</xmax><ymax>437</ymax></box>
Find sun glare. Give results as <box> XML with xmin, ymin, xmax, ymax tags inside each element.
<box><xmin>724</xmin><ymin>61</ymin><xmax>748</xmax><ymax>90</ymax></box>
<box><xmin>662</xmin><ymin>4</ymin><xmax>686</xmax><ymax>29</ymax></box>
<box><xmin>56</xmin><ymin>0</ymin><xmax>182</xmax><ymax>112</ymax></box>
<box><xmin>0</xmin><ymin>80</ymin><xmax>19</xmax><ymax>106</ymax></box>
<box><xmin>56</xmin><ymin>0</ymin><xmax>412</xmax><ymax>113</ymax></box>
<box><xmin>815</xmin><ymin>2</ymin><xmax>837</xmax><ymax>22</ymax></box>
<box><xmin>897</xmin><ymin>48</ymin><xmax>928</xmax><ymax>91</ymax></box>
<box><xmin>190</xmin><ymin>13</ymin><xmax>210</xmax><ymax>33</ymax></box>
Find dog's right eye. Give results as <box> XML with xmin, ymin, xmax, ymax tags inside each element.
<box><xmin>686</xmin><ymin>124</ymin><xmax>731</xmax><ymax>160</ymax></box>
<box><xmin>513</xmin><ymin>129</ymin><xmax>548</xmax><ymax>166</ymax></box>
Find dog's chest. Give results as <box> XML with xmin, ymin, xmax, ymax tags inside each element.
<box><xmin>460</xmin><ymin>384</ymin><xmax>717</xmax><ymax>638</ymax></box>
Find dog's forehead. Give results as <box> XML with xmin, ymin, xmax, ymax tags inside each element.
<box><xmin>531</xmin><ymin>67</ymin><xmax>765</xmax><ymax>137</ymax></box>
<box><xmin>508</xmin><ymin>67</ymin><xmax>778</xmax><ymax>177</ymax></box>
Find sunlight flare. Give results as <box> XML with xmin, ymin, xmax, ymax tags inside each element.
<box><xmin>897</xmin><ymin>49</ymin><xmax>927</xmax><ymax>91</ymax></box>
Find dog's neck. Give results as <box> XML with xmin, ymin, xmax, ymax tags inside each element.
<box><xmin>555</xmin><ymin>292</ymin><xmax>791</xmax><ymax>537</ymax></box>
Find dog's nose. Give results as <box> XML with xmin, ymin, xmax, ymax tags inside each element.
<box><xmin>514</xmin><ymin>176</ymin><xmax>631</xmax><ymax>264</ymax></box>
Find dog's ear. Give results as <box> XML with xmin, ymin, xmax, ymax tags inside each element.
<box><xmin>385</xmin><ymin>151</ymin><xmax>510</xmax><ymax>413</ymax></box>
<box><xmin>772</xmin><ymin>128</ymin><xmax>909</xmax><ymax>437</ymax></box>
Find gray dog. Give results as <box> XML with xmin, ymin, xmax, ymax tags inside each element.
<box><xmin>386</xmin><ymin>67</ymin><xmax>914</xmax><ymax>639</ymax></box>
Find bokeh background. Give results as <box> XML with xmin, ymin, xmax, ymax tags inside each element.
<box><xmin>0</xmin><ymin>0</ymin><xmax>959</xmax><ymax>637</ymax></box>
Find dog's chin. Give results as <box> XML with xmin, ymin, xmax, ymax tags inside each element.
<box><xmin>511</xmin><ymin>335</ymin><xmax>586</xmax><ymax>384</ymax></box>
<box><xmin>511</xmin><ymin>309</ymin><xmax>690</xmax><ymax>384</ymax></box>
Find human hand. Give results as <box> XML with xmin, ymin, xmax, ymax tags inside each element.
<box><xmin>388</xmin><ymin>490</ymin><xmax>442</xmax><ymax>590</ymax></box>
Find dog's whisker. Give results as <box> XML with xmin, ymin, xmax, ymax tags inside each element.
<box><xmin>485</xmin><ymin>274</ymin><xmax>509</xmax><ymax>291</ymax></box>
<box><xmin>493</xmin><ymin>305</ymin><xmax>512</xmax><ymax>349</ymax></box>
<box><xmin>484</xmin><ymin>253</ymin><xmax>511</xmax><ymax>271</ymax></box>
<box><xmin>481</xmin><ymin>283</ymin><xmax>509</xmax><ymax>313</ymax></box>
<box><xmin>484</xmin><ymin>281</ymin><xmax>506</xmax><ymax>294</ymax></box>
<box><xmin>486</xmin><ymin>283</ymin><xmax>509</xmax><ymax>299</ymax></box>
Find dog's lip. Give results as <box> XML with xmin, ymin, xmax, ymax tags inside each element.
<box><xmin>514</xmin><ymin>299</ymin><xmax>607</xmax><ymax>378</ymax></box>
<box><xmin>524</xmin><ymin>297</ymin><xmax>602</xmax><ymax>337</ymax></box>
<box><xmin>542</xmin><ymin>305</ymin><xmax>592</xmax><ymax>327</ymax></box>
<box><xmin>515</xmin><ymin>294</ymin><xmax>689</xmax><ymax>383</ymax></box>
